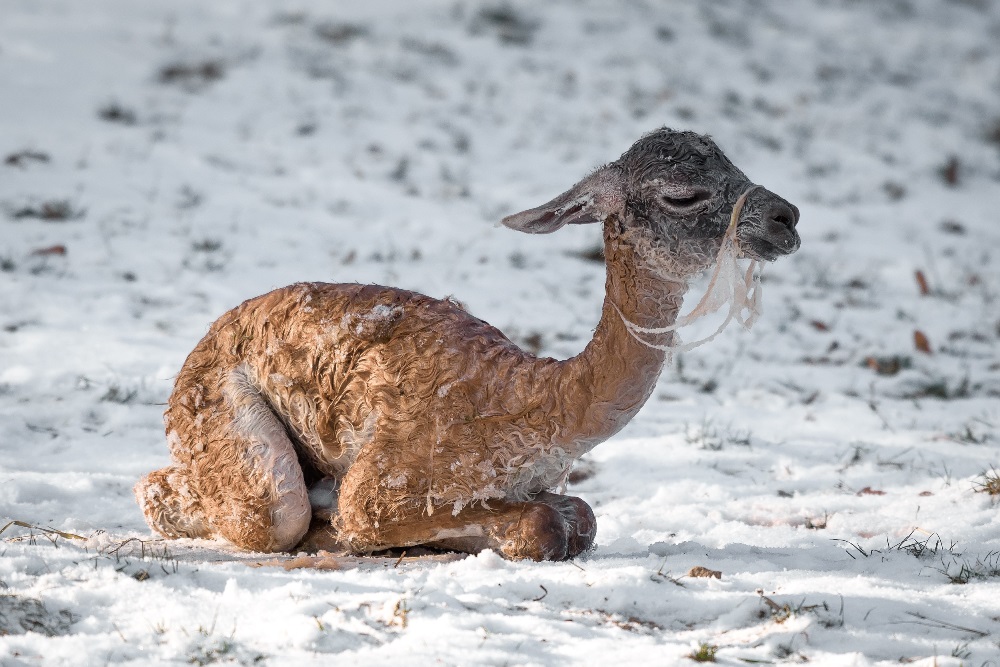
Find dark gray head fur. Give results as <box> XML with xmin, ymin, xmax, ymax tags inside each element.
<box><xmin>502</xmin><ymin>127</ymin><xmax>800</xmax><ymax>265</ymax></box>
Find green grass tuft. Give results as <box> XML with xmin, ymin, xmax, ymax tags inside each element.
<box><xmin>688</xmin><ymin>643</ymin><xmax>719</xmax><ymax>662</ymax></box>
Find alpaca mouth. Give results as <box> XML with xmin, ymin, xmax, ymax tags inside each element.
<box><xmin>740</xmin><ymin>231</ymin><xmax>799</xmax><ymax>262</ymax></box>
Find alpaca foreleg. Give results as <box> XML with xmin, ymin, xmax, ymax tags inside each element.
<box><xmin>350</xmin><ymin>500</ymin><xmax>571</xmax><ymax>560</ymax></box>
<box><xmin>336</xmin><ymin>482</ymin><xmax>593</xmax><ymax>560</ymax></box>
<box><xmin>428</xmin><ymin>493</ymin><xmax>596</xmax><ymax>559</ymax></box>
<box><xmin>533</xmin><ymin>491</ymin><xmax>597</xmax><ymax>557</ymax></box>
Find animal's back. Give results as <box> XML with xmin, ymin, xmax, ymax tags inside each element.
<box><xmin>164</xmin><ymin>282</ymin><xmax>550</xmax><ymax>495</ymax></box>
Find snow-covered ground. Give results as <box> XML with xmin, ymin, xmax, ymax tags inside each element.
<box><xmin>3</xmin><ymin>1</ymin><xmax>1000</xmax><ymax>664</ymax></box>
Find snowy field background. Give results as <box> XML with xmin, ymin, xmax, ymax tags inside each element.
<box><xmin>2</xmin><ymin>1</ymin><xmax>1000</xmax><ymax>664</ymax></box>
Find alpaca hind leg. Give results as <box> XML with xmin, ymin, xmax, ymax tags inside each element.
<box><xmin>155</xmin><ymin>366</ymin><xmax>312</xmax><ymax>552</ymax></box>
<box><xmin>199</xmin><ymin>430</ymin><xmax>311</xmax><ymax>553</ymax></box>
<box><xmin>202</xmin><ymin>371</ymin><xmax>311</xmax><ymax>552</ymax></box>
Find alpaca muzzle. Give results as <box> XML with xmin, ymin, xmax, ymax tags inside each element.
<box><xmin>735</xmin><ymin>187</ymin><xmax>801</xmax><ymax>262</ymax></box>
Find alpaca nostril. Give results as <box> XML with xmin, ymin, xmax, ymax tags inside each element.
<box><xmin>767</xmin><ymin>202</ymin><xmax>798</xmax><ymax>233</ymax></box>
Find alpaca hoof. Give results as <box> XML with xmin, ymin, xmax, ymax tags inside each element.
<box><xmin>502</xmin><ymin>504</ymin><xmax>569</xmax><ymax>561</ymax></box>
<box><xmin>562</xmin><ymin>497</ymin><xmax>597</xmax><ymax>557</ymax></box>
<box><xmin>534</xmin><ymin>493</ymin><xmax>596</xmax><ymax>558</ymax></box>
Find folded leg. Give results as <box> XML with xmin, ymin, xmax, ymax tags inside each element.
<box><xmin>336</xmin><ymin>472</ymin><xmax>595</xmax><ymax>560</ymax></box>
<box><xmin>137</xmin><ymin>366</ymin><xmax>311</xmax><ymax>552</ymax></box>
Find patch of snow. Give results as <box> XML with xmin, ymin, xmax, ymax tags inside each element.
<box><xmin>3</xmin><ymin>0</ymin><xmax>1000</xmax><ymax>664</ymax></box>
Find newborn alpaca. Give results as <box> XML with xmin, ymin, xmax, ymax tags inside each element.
<box><xmin>135</xmin><ymin>128</ymin><xmax>800</xmax><ymax>561</ymax></box>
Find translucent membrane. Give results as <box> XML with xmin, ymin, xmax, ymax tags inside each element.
<box><xmin>617</xmin><ymin>185</ymin><xmax>763</xmax><ymax>354</ymax></box>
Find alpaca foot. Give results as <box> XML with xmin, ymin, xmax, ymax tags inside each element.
<box><xmin>134</xmin><ymin>466</ymin><xmax>210</xmax><ymax>540</ymax></box>
<box><xmin>494</xmin><ymin>495</ymin><xmax>596</xmax><ymax>561</ymax></box>
<box><xmin>422</xmin><ymin>502</ymin><xmax>573</xmax><ymax>561</ymax></box>
<box><xmin>536</xmin><ymin>492</ymin><xmax>596</xmax><ymax>557</ymax></box>
<box><xmin>295</xmin><ymin>517</ymin><xmax>349</xmax><ymax>554</ymax></box>
<box><xmin>500</xmin><ymin>503</ymin><xmax>570</xmax><ymax>561</ymax></box>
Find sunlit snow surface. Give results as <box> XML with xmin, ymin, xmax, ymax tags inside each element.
<box><xmin>3</xmin><ymin>1</ymin><xmax>1000</xmax><ymax>664</ymax></box>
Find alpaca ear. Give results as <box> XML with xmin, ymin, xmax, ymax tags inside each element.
<box><xmin>501</xmin><ymin>166</ymin><xmax>625</xmax><ymax>234</ymax></box>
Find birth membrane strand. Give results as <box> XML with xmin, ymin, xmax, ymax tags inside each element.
<box><xmin>615</xmin><ymin>185</ymin><xmax>763</xmax><ymax>354</ymax></box>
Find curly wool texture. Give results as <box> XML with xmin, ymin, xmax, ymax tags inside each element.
<box><xmin>134</xmin><ymin>128</ymin><xmax>800</xmax><ymax>557</ymax></box>
<box><xmin>136</xmin><ymin>219</ymin><xmax>684</xmax><ymax>551</ymax></box>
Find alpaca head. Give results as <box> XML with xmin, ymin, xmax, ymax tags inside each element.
<box><xmin>501</xmin><ymin>127</ymin><xmax>800</xmax><ymax>272</ymax></box>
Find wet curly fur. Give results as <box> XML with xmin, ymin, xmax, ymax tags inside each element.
<box><xmin>135</xmin><ymin>128</ymin><xmax>800</xmax><ymax>560</ymax></box>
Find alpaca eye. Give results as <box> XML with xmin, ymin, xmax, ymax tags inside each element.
<box><xmin>662</xmin><ymin>191</ymin><xmax>709</xmax><ymax>208</ymax></box>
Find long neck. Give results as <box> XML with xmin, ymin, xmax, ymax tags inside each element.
<box><xmin>556</xmin><ymin>218</ymin><xmax>688</xmax><ymax>451</ymax></box>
